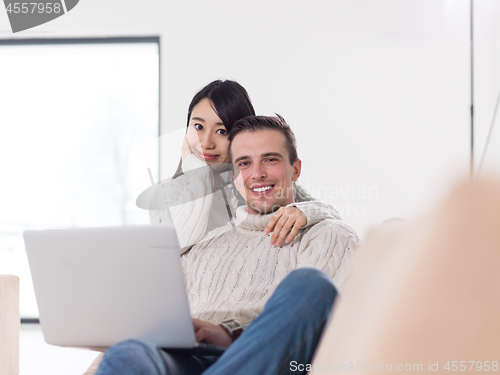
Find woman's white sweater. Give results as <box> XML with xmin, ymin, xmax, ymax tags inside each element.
<box><xmin>182</xmin><ymin>206</ymin><xmax>359</xmax><ymax>329</ymax></box>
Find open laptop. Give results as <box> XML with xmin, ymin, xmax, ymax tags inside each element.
<box><xmin>23</xmin><ymin>225</ymin><xmax>225</xmax><ymax>355</ymax></box>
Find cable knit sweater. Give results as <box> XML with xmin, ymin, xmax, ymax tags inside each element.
<box><xmin>82</xmin><ymin>200</ymin><xmax>358</xmax><ymax>375</ymax></box>
<box><xmin>182</xmin><ymin>206</ymin><xmax>359</xmax><ymax>329</ymax></box>
<box><xmin>149</xmin><ymin>154</ymin><xmax>343</xmax><ymax>248</ymax></box>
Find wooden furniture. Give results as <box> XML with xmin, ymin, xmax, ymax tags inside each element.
<box><xmin>82</xmin><ymin>352</ymin><xmax>104</xmax><ymax>375</ymax></box>
<box><xmin>0</xmin><ymin>275</ymin><xmax>20</xmax><ymax>375</ymax></box>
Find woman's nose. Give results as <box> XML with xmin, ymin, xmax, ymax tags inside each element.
<box><xmin>200</xmin><ymin>133</ymin><xmax>215</xmax><ymax>150</ymax></box>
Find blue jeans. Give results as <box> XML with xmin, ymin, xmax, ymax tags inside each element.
<box><xmin>95</xmin><ymin>268</ymin><xmax>337</xmax><ymax>375</ymax></box>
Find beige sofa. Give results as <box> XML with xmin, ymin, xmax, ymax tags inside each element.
<box><xmin>0</xmin><ymin>275</ymin><xmax>20</xmax><ymax>375</ymax></box>
<box><xmin>311</xmin><ymin>177</ymin><xmax>500</xmax><ymax>373</ymax></box>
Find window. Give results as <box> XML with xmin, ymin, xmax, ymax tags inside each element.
<box><xmin>0</xmin><ymin>37</ymin><xmax>160</xmax><ymax>319</ymax></box>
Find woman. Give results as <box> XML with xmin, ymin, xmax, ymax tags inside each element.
<box><xmin>145</xmin><ymin>80</ymin><xmax>341</xmax><ymax>249</ymax></box>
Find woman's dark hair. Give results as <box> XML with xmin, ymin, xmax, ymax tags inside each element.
<box><xmin>173</xmin><ymin>80</ymin><xmax>255</xmax><ymax>178</ymax></box>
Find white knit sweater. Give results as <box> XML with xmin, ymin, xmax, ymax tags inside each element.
<box><xmin>182</xmin><ymin>206</ymin><xmax>359</xmax><ymax>329</ymax></box>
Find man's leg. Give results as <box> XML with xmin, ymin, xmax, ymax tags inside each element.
<box><xmin>95</xmin><ymin>339</ymin><xmax>219</xmax><ymax>375</ymax></box>
<box><xmin>203</xmin><ymin>267</ymin><xmax>337</xmax><ymax>375</ymax></box>
<box><xmin>95</xmin><ymin>268</ymin><xmax>336</xmax><ymax>375</ymax></box>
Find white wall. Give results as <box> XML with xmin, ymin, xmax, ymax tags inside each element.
<box><xmin>474</xmin><ymin>0</ymin><xmax>500</xmax><ymax>175</ymax></box>
<box><xmin>0</xmin><ymin>0</ymin><xmax>476</xmax><ymax>237</ymax></box>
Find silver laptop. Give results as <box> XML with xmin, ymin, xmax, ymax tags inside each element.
<box><xmin>24</xmin><ymin>225</ymin><xmax>224</xmax><ymax>354</ymax></box>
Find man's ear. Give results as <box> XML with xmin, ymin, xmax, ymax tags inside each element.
<box><xmin>292</xmin><ymin>159</ymin><xmax>302</xmax><ymax>181</ymax></box>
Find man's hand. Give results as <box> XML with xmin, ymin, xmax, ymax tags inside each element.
<box><xmin>193</xmin><ymin>318</ymin><xmax>232</xmax><ymax>348</ymax></box>
<box><xmin>263</xmin><ymin>206</ymin><xmax>307</xmax><ymax>246</ymax></box>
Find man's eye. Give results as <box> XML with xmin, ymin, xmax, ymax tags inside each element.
<box><xmin>194</xmin><ymin>124</ymin><xmax>203</xmax><ymax>130</ymax></box>
<box><xmin>216</xmin><ymin>129</ymin><xmax>227</xmax><ymax>135</ymax></box>
<box><xmin>265</xmin><ymin>158</ymin><xmax>277</xmax><ymax>162</ymax></box>
<box><xmin>238</xmin><ymin>162</ymin><xmax>249</xmax><ymax>167</ymax></box>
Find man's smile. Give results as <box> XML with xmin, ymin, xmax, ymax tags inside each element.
<box><xmin>249</xmin><ymin>184</ymin><xmax>275</xmax><ymax>195</ymax></box>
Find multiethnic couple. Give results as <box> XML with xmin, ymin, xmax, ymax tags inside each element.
<box><xmin>91</xmin><ymin>80</ymin><xmax>359</xmax><ymax>375</ymax></box>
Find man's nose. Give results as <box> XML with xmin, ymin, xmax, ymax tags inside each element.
<box><xmin>251</xmin><ymin>163</ymin><xmax>267</xmax><ymax>179</ymax></box>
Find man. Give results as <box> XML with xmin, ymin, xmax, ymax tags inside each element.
<box><xmin>95</xmin><ymin>115</ymin><xmax>359</xmax><ymax>375</ymax></box>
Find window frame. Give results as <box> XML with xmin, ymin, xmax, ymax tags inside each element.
<box><xmin>0</xmin><ymin>36</ymin><xmax>161</xmax><ymax>323</ymax></box>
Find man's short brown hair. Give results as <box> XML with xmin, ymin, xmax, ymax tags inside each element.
<box><xmin>228</xmin><ymin>115</ymin><xmax>298</xmax><ymax>165</ymax></box>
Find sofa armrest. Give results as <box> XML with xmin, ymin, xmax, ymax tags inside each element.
<box><xmin>0</xmin><ymin>275</ymin><xmax>20</xmax><ymax>375</ymax></box>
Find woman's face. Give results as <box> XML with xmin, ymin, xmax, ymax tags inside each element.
<box><xmin>186</xmin><ymin>98</ymin><xmax>230</xmax><ymax>169</ymax></box>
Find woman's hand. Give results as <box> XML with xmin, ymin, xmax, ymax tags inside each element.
<box><xmin>263</xmin><ymin>206</ymin><xmax>307</xmax><ymax>246</ymax></box>
<box><xmin>182</xmin><ymin>136</ymin><xmax>193</xmax><ymax>161</ymax></box>
<box><xmin>193</xmin><ymin>318</ymin><xmax>232</xmax><ymax>348</ymax></box>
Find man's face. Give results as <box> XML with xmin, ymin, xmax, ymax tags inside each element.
<box><xmin>231</xmin><ymin>129</ymin><xmax>301</xmax><ymax>215</ymax></box>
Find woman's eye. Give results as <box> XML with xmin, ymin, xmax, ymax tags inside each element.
<box><xmin>194</xmin><ymin>124</ymin><xmax>203</xmax><ymax>130</ymax></box>
<box><xmin>216</xmin><ymin>129</ymin><xmax>227</xmax><ymax>135</ymax></box>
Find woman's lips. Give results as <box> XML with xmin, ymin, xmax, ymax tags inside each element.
<box><xmin>198</xmin><ymin>151</ymin><xmax>218</xmax><ymax>160</ymax></box>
